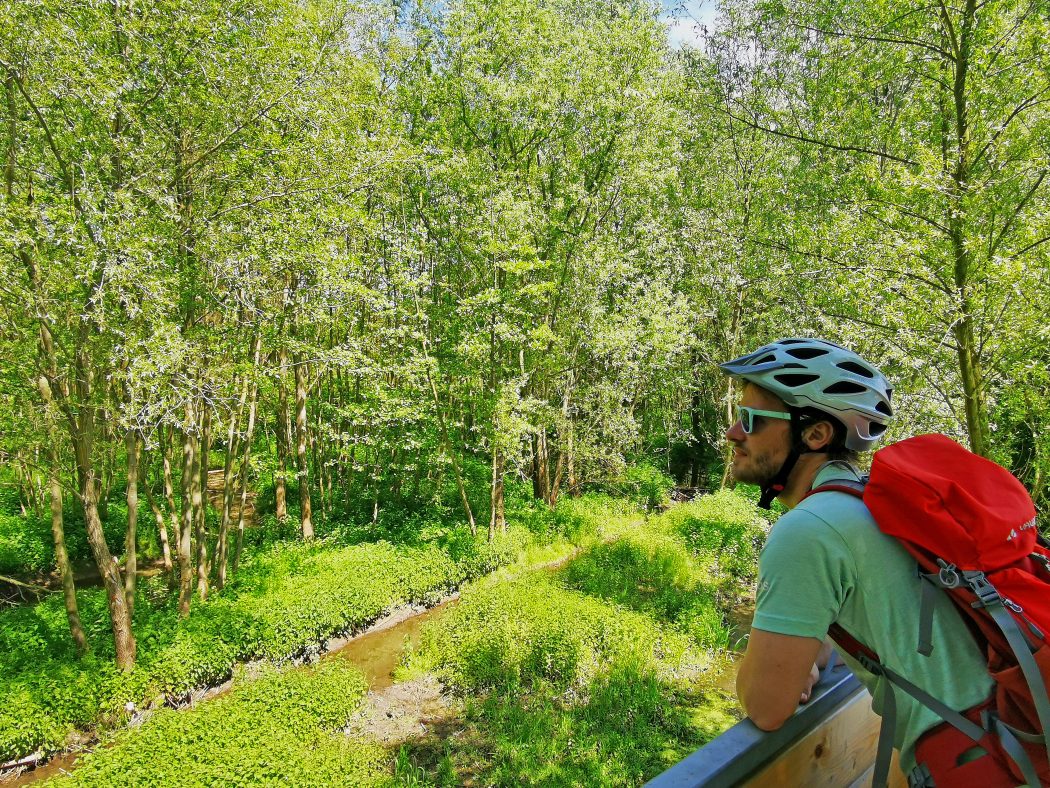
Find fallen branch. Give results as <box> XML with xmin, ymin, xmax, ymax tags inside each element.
<box><xmin>0</xmin><ymin>574</ymin><xmax>49</xmax><ymax>593</ymax></box>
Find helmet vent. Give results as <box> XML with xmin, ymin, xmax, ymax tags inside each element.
<box><xmin>786</xmin><ymin>347</ymin><xmax>829</xmax><ymax>360</ymax></box>
<box><xmin>869</xmin><ymin>422</ymin><xmax>888</xmax><ymax>435</ymax></box>
<box><xmin>755</xmin><ymin>353</ymin><xmax>777</xmax><ymax>365</ymax></box>
<box><xmin>824</xmin><ymin>381</ymin><xmax>868</xmax><ymax>395</ymax></box>
<box><xmin>875</xmin><ymin>401</ymin><xmax>892</xmax><ymax>416</ymax></box>
<box><xmin>837</xmin><ymin>361</ymin><xmax>875</xmax><ymax>378</ymax></box>
<box><xmin>774</xmin><ymin>373</ymin><xmax>820</xmax><ymax>387</ymax></box>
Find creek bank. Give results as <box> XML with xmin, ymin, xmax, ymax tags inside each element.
<box><xmin>0</xmin><ymin>536</ymin><xmax>600</xmax><ymax>784</ymax></box>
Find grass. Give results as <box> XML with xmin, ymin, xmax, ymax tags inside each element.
<box><xmin>46</xmin><ymin>659</ymin><xmax>388</xmax><ymax>787</ymax></box>
<box><xmin>392</xmin><ymin>492</ymin><xmax>766</xmax><ymax>785</ymax></box>
<box><xmin>0</xmin><ymin>469</ymin><xmax>768</xmax><ymax>786</ymax></box>
<box><xmin>0</xmin><ymin>490</ymin><xmax>642</xmax><ymax>765</ymax></box>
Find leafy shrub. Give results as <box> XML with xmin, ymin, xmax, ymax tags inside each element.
<box><xmin>597</xmin><ymin>463</ymin><xmax>675</xmax><ymax>511</ymax></box>
<box><xmin>0</xmin><ymin>513</ymin><xmax>53</xmax><ymax>574</ymax></box>
<box><xmin>412</xmin><ymin>574</ymin><xmax>696</xmax><ymax>693</ymax></box>
<box><xmin>563</xmin><ymin>529</ymin><xmax>729</xmax><ymax>649</ymax></box>
<box><xmin>48</xmin><ymin>660</ymin><xmax>386</xmax><ymax>787</ymax></box>
<box><xmin>659</xmin><ymin>488</ymin><xmax>768</xmax><ymax>589</ymax></box>
<box><xmin>0</xmin><ymin>501</ymin><xmax>140</xmax><ymax>575</ymax></box>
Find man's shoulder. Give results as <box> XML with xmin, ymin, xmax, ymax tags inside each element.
<box><xmin>767</xmin><ymin>474</ymin><xmax>879</xmax><ymax>556</ymax></box>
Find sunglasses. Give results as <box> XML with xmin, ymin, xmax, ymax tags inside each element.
<box><xmin>735</xmin><ymin>404</ymin><xmax>792</xmax><ymax>434</ymax></box>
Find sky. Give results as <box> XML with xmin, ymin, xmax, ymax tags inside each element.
<box><xmin>662</xmin><ymin>0</ymin><xmax>721</xmax><ymax>49</ymax></box>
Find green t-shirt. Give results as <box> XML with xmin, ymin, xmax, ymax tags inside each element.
<box><xmin>752</xmin><ymin>461</ymin><xmax>994</xmax><ymax>770</ymax></box>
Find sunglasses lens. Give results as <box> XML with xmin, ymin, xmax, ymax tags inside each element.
<box><xmin>737</xmin><ymin>406</ymin><xmax>753</xmax><ymax>433</ymax></box>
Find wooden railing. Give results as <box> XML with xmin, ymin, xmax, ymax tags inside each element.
<box><xmin>645</xmin><ymin>663</ymin><xmax>906</xmax><ymax>787</ymax></box>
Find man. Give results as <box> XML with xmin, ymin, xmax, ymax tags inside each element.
<box><xmin>721</xmin><ymin>338</ymin><xmax>993</xmax><ymax>782</ymax></box>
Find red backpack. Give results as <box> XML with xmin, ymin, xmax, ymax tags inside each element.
<box><xmin>806</xmin><ymin>434</ymin><xmax>1050</xmax><ymax>788</ymax></box>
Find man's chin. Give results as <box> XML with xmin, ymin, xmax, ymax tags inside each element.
<box><xmin>730</xmin><ymin>464</ymin><xmax>767</xmax><ymax>487</ymax></box>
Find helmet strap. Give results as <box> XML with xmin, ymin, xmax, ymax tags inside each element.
<box><xmin>758</xmin><ymin>447</ymin><xmax>801</xmax><ymax>509</ymax></box>
<box><xmin>757</xmin><ymin>413</ymin><xmax>818</xmax><ymax>510</ymax></box>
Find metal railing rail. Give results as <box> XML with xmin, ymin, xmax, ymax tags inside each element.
<box><xmin>644</xmin><ymin>664</ymin><xmax>864</xmax><ymax>787</ymax></box>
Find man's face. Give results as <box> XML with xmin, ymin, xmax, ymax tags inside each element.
<box><xmin>725</xmin><ymin>383</ymin><xmax>793</xmax><ymax>486</ymax></box>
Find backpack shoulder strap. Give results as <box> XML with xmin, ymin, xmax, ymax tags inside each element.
<box><xmin>802</xmin><ymin>477</ymin><xmax>867</xmax><ymax>501</ymax></box>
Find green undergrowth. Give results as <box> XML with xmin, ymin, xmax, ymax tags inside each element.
<box><xmin>396</xmin><ymin>493</ymin><xmax>764</xmax><ymax>785</ymax></box>
<box><xmin>47</xmin><ymin>660</ymin><xmax>387</xmax><ymax>787</ymax></box>
<box><xmin>0</xmin><ymin>492</ymin><xmax>639</xmax><ymax>764</ymax></box>
<box><xmin>0</xmin><ymin>503</ymin><xmax>137</xmax><ymax>576</ymax></box>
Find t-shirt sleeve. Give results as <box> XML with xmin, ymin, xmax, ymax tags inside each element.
<box><xmin>751</xmin><ymin>510</ymin><xmax>857</xmax><ymax>640</ymax></box>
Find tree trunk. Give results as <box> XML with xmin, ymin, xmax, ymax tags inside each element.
<box><xmin>945</xmin><ymin>0</ymin><xmax>989</xmax><ymax>458</ymax></box>
<box><xmin>48</xmin><ymin>441</ymin><xmax>88</xmax><ymax>655</ymax></box>
<box><xmin>275</xmin><ymin>348</ymin><xmax>290</xmax><ymax>520</ymax></box>
<box><xmin>532</xmin><ymin>428</ymin><xmax>550</xmax><ymax>502</ymax></box>
<box><xmin>196</xmin><ymin>404</ymin><xmax>211</xmax><ymax>600</ymax></box>
<box><xmin>178</xmin><ymin>409</ymin><xmax>198</xmax><ymax>617</ymax></box>
<box><xmin>142</xmin><ymin>459</ymin><xmax>173</xmax><ymax>575</ymax></box>
<box><xmin>159</xmin><ymin>426</ymin><xmax>180</xmax><ymax>582</ymax></box>
<box><xmin>232</xmin><ymin>356</ymin><xmax>261</xmax><ymax>578</ymax></box>
<box><xmin>489</xmin><ymin>445</ymin><xmax>505</xmax><ymax>540</ymax></box>
<box><xmin>293</xmin><ymin>352</ymin><xmax>314</xmax><ymax>540</ymax></box>
<box><xmin>426</xmin><ymin>367</ymin><xmax>475</xmax><ymax>534</ymax></box>
<box><xmin>566</xmin><ymin>424</ymin><xmax>577</xmax><ymax>497</ymax></box>
<box><xmin>73</xmin><ymin>408</ymin><xmax>136</xmax><ymax>668</ymax></box>
<box><xmin>124</xmin><ymin>430</ymin><xmax>138</xmax><ymax>618</ymax></box>
<box><xmin>216</xmin><ymin>363</ymin><xmax>251</xmax><ymax>589</ymax></box>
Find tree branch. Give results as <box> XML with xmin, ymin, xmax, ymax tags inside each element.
<box><xmin>718</xmin><ymin>102</ymin><xmax>919</xmax><ymax>166</ymax></box>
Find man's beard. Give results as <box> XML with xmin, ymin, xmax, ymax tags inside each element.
<box><xmin>732</xmin><ymin>446</ymin><xmax>785</xmax><ymax>487</ymax></box>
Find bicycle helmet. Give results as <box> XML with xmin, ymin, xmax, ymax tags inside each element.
<box><xmin>719</xmin><ymin>338</ymin><xmax>893</xmax><ymax>452</ymax></box>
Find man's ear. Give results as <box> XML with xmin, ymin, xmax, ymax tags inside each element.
<box><xmin>803</xmin><ymin>421</ymin><xmax>835</xmax><ymax>452</ymax></box>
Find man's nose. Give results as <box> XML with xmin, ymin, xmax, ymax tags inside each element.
<box><xmin>725</xmin><ymin>419</ymin><xmax>746</xmax><ymax>442</ymax></box>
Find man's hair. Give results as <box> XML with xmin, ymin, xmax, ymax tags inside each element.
<box><xmin>793</xmin><ymin>407</ymin><xmax>860</xmax><ymax>464</ymax></box>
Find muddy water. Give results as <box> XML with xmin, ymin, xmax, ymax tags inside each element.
<box><xmin>712</xmin><ymin>598</ymin><xmax>754</xmax><ymax>694</ymax></box>
<box><xmin>327</xmin><ymin>598</ymin><xmax>459</xmax><ymax>690</ymax></box>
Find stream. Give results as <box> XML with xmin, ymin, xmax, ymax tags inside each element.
<box><xmin>3</xmin><ymin>556</ymin><xmax>754</xmax><ymax>785</ymax></box>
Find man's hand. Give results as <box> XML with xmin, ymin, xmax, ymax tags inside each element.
<box><xmin>799</xmin><ymin>663</ymin><xmax>820</xmax><ymax>704</ymax></box>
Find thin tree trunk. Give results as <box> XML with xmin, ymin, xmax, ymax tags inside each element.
<box><xmin>489</xmin><ymin>445</ymin><xmax>505</xmax><ymax>540</ymax></box>
<box><xmin>532</xmin><ymin>427</ymin><xmax>550</xmax><ymax>502</ymax></box>
<box><xmin>142</xmin><ymin>460</ymin><xmax>173</xmax><ymax>575</ymax></box>
<box><xmin>178</xmin><ymin>410</ymin><xmax>197</xmax><ymax>617</ymax></box>
<box><xmin>566</xmin><ymin>422</ymin><xmax>577</xmax><ymax>497</ymax></box>
<box><xmin>232</xmin><ymin>362</ymin><xmax>261</xmax><ymax>578</ymax></box>
<box><xmin>159</xmin><ymin>426</ymin><xmax>180</xmax><ymax>582</ymax></box>
<box><xmin>196</xmin><ymin>404</ymin><xmax>211</xmax><ymax>600</ymax></box>
<box><xmin>124</xmin><ymin>430</ymin><xmax>138</xmax><ymax>618</ymax></box>
<box><xmin>50</xmin><ymin>451</ymin><xmax>88</xmax><ymax>654</ymax></box>
<box><xmin>216</xmin><ymin>367</ymin><xmax>249</xmax><ymax>589</ymax></box>
<box><xmin>945</xmin><ymin>0</ymin><xmax>989</xmax><ymax>457</ymax></box>
<box><xmin>293</xmin><ymin>352</ymin><xmax>314</xmax><ymax>540</ymax></box>
<box><xmin>275</xmin><ymin>348</ymin><xmax>290</xmax><ymax>520</ymax></box>
<box><xmin>36</xmin><ymin>375</ymin><xmax>90</xmax><ymax>655</ymax></box>
<box><xmin>425</xmin><ymin>366</ymin><xmax>475</xmax><ymax>534</ymax></box>
<box><xmin>73</xmin><ymin>404</ymin><xmax>135</xmax><ymax>668</ymax></box>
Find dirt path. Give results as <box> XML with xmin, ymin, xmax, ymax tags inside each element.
<box><xmin>206</xmin><ymin>468</ymin><xmax>256</xmax><ymax>526</ymax></box>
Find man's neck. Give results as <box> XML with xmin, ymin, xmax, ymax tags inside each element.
<box><xmin>777</xmin><ymin>452</ymin><xmax>831</xmax><ymax>509</ymax></box>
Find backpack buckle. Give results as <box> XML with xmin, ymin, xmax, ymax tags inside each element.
<box><xmin>908</xmin><ymin>763</ymin><xmax>935</xmax><ymax>787</ymax></box>
<box><xmin>936</xmin><ymin>559</ymin><xmax>960</xmax><ymax>588</ymax></box>
<box><xmin>858</xmin><ymin>653</ymin><xmax>884</xmax><ymax>675</ymax></box>
<box><xmin>962</xmin><ymin>571</ymin><xmax>1001</xmax><ymax>608</ymax></box>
